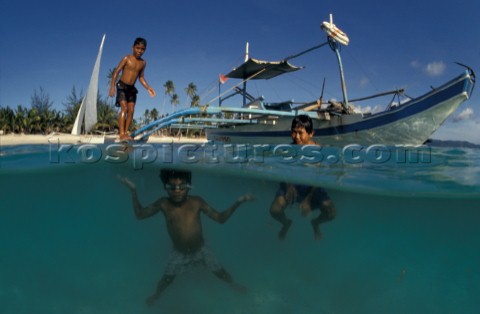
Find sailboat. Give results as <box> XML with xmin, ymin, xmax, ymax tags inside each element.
<box><xmin>71</xmin><ymin>34</ymin><xmax>106</xmax><ymax>143</ymax></box>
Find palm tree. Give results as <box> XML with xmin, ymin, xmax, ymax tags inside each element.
<box><xmin>95</xmin><ymin>98</ymin><xmax>118</xmax><ymax>132</ymax></box>
<box><xmin>169</xmin><ymin>94</ymin><xmax>181</xmax><ymax>137</ymax></box>
<box><xmin>40</xmin><ymin>108</ymin><xmax>59</xmax><ymax>134</ymax></box>
<box><xmin>106</xmin><ymin>67</ymin><xmax>116</xmax><ymax>88</ymax></box>
<box><xmin>14</xmin><ymin>105</ymin><xmax>27</xmax><ymax>134</ymax></box>
<box><xmin>27</xmin><ymin>107</ymin><xmax>42</xmax><ymax>134</ymax></box>
<box><xmin>184</xmin><ymin>82</ymin><xmax>197</xmax><ymax>108</ymax></box>
<box><xmin>187</xmin><ymin>93</ymin><xmax>200</xmax><ymax>138</ymax></box>
<box><xmin>49</xmin><ymin>110</ymin><xmax>64</xmax><ymax>133</ymax></box>
<box><xmin>0</xmin><ymin>107</ymin><xmax>15</xmax><ymax>134</ymax></box>
<box><xmin>130</xmin><ymin>118</ymin><xmax>139</xmax><ymax>133</ymax></box>
<box><xmin>190</xmin><ymin>95</ymin><xmax>200</xmax><ymax>107</ymax></box>
<box><xmin>143</xmin><ymin>109</ymin><xmax>151</xmax><ymax>125</ymax></box>
<box><xmin>150</xmin><ymin>108</ymin><xmax>159</xmax><ymax>122</ymax></box>
<box><xmin>163</xmin><ymin>80</ymin><xmax>175</xmax><ymax>115</ymax></box>
<box><xmin>170</xmin><ymin>93</ymin><xmax>180</xmax><ymax>111</ymax></box>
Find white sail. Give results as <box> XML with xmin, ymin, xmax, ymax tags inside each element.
<box><xmin>71</xmin><ymin>34</ymin><xmax>106</xmax><ymax>135</ymax></box>
<box><xmin>71</xmin><ymin>95</ymin><xmax>86</xmax><ymax>135</ymax></box>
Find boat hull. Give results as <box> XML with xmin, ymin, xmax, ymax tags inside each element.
<box><xmin>206</xmin><ymin>71</ymin><xmax>473</xmax><ymax>146</ymax></box>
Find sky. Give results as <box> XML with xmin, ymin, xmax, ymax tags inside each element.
<box><xmin>1</xmin><ymin>0</ymin><xmax>479</xmax><ymax>144</ymax></box>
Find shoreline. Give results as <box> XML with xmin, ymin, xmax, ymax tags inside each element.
<box><xmin>0</xmin><ymin>133</ymin><xmax>208</xmax><ymax>146</ymax></box>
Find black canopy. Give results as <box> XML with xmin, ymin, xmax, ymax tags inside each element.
<box><xmin>225</xmin><ymin>58</ymin><xmax>303</xmax><ymax>80</ymax></box>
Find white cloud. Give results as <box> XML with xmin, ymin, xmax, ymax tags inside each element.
<box><xmin>351</xmin><ymin>104</ymin><xmax>384</xmax><ymax>114</ymax></box>
<box><xmin>432</xmin><ymin>119</ymin><xmax>480</xmax><ymax>144</ymax></box>
<box><xmin>410</xmin><ymin>60</ymin><xmax>447</xmax><ymax>77</ymax></box>
<box><xmin>453</xmin><ymin>107</ymin><xmax>475</xmax><ymax>122</ymax></box>
<box><xmin>424</xmin><ymin>61</ymin><xmax>446</xmax><ymax>77</ymax></box>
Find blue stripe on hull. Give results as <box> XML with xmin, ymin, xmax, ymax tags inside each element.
<box><xmin>208</xmin><ymin>73</ymin><xmax>470</xmax><ymax>139</ymax></box>
<box><xmin>318</xmin><ymin>78</ymin><xmax>468</xmax><ymax>136</ymax></box>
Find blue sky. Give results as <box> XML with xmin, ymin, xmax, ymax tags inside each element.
<box><xmin>1</xmin><ymin>0</ymin><xmax>479</xmax><ymax>143</ymax></box>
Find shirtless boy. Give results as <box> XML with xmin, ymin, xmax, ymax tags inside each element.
<box><xmin>118</xmin><ymin>169</ymin><xmax>254</xmax><ymax>306</ymax></box>
<box><xmin>269</xmin><ymin>115</ymin><xmax>336</xmax><ymax>240</ymax></box>
<box><xmin>109</xmin><ymin>37</ymin><xmax>156</xmax><ymax>141</ymax></box>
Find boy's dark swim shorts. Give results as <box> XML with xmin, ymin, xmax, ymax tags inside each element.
<box><xmin>115</xmin><ymin>80</ymin><xmax>138</xmax><ymax>107</ymax></box>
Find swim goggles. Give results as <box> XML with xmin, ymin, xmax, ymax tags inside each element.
<box><xmin>164</xmin><ymin>183</ymin><xmax>191</xmax><ymax>191</ymax></box>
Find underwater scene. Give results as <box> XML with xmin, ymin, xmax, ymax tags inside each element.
<box><xmin>1</xmin><ymin>143</ymin><xmax>479</xmax><ymax>314</ymax></box>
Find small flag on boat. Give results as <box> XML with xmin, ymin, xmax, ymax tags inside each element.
<box><xmin>219</xmin><ymin>74</ymin><xmax>229</xmax><ymax>84</ymax></box>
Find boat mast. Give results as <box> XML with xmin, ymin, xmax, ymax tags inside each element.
<box><xmin>243</xmin><ymin>42</ymin><xmax>249</xmax><ymax>107</ymax></box>
<box><xmin>332</xmin><ymin>40</ymin><xmax>349</xmax><ymax>110</ymax></box>
<box><xmin>284</xmin><ymin>14</ymin><xmax>350</xmax><ymax>111</ymax></box>
<box><xmin>320</xmin><ymin>14</ymin><xmax>350</xmax><ymax>112</ymax></box>
<box><xmin>327</xmin><ymin>14</ymin><xmax>349</xmax><ymax>111</ymax></box>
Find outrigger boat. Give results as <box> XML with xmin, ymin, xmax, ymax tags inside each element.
<box><xmin>132</xmin><ymin>15</ymin><xmax>475</xmax><ymax>146</ymax></box>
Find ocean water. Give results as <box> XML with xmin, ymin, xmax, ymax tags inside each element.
<box><xmin>1</xmin><ymin>143</ymin><xmax>479</xmax><ymax>314</ymax></box>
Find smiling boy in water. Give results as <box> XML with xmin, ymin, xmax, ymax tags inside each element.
<box><xmin>118</xmin><ymin>169</ymin><xmax>254</xmax><ymax>306</ymax></box>
<box><xmin>109</xmin><ymin>37</ymin><xmax>156</xmax><ymax>141</ymax></box>
<box><xmin>269</xmin><ymin>115</ymin><xmax>336</xmax><ymax>240</ymax></box>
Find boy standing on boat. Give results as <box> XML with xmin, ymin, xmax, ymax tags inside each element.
<box><xmin>109</xmin><ymin>37</ymin><xmax>156</xmax><ymax>141</ymax></box>
<box><xmin>118</xmin><ymin>169</ymin><xmax>254</xmax><ymax>306</ymax></box>
<box><xmin>269</xmin><ymin>115</ymin><xmax>336</xmax><ymax>240</ymax></box>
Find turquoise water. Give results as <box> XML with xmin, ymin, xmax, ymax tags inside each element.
<box><xmin>1</xmin><ymin>143</ymin><xmax>479</xmax><ymax>314</ymax></box>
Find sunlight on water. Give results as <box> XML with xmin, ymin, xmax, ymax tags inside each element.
<box><xmin>1</xmin><ymin>144</ymin><xmax>479</xmax><ymax>313</ymax></box>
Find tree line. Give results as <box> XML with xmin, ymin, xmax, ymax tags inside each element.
<box><xmin>0</xmin><ymin>70</ymin><xmax>200</xmax><ymax>135</ymax></box>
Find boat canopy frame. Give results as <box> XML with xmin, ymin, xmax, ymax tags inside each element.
<box><xmin>218</xmin><ymin>36</ymin><xmax>351</xmax><ymax>110</ymax></box>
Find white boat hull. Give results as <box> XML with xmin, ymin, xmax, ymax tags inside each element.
<box><xmin>206</xmin><ymin>71</ymin><xmax>473</xmax><ymax>146</ymax></box>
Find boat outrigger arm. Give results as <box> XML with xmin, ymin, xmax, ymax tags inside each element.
<box><xmin>131</xmin><ymin>105</ymin><xmax>316</xmax><ymax>141</ymax></box>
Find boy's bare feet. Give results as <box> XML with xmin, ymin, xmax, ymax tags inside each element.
<box><xmin>278</xmin><ymin>219</ymin><xmax>292</xmax><ymax>240</ymax></box>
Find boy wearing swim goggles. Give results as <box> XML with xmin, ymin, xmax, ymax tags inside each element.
<box><xmin>118</xmin><ymin>168</ymin><xmax>254</xmax><ymax>306</ymax></box>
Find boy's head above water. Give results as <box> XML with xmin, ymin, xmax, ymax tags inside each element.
<box><xmin>133</xmin><ymin>37</ymin><xmax>147</xmax><ymax>47</ymax></box>
<box><xmin>291</xmin><ymin>115</ymin><xmax>314</xmax><ymax>145</ymax></box>
<box><xmin>132</xmin><ymin>37</ymin><xmax>147</xmax><ymax>59</ymax></box>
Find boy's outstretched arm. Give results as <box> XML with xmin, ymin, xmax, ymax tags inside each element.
<box><xmin>138</xmin><ymin>61</ymin><xmax>156</xmax><ymax>97</ymax></box>
<box><xmin>201</xmin><ymin>193</ymin><xmax>255</xmax><ymax>224</ymax></box>
<box><xmin>117</xmin><ymin>176</ymin><xmax>161</xmax><ymax>219</ymax></box>
<box><xmin>109</xmin><ymin>57</ymin><xmax>127</xmax><ymax>97</ymax></box>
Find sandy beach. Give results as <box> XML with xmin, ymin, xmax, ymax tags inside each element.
<box><xmin>0</xmin><ymin>133</ymin><xmax>208</xmax><ymax>146</ymax></box>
